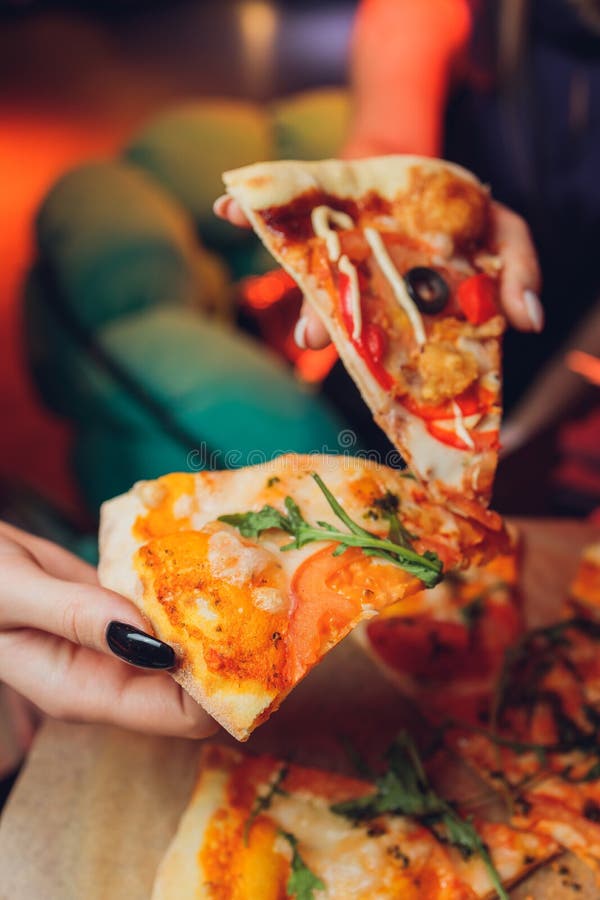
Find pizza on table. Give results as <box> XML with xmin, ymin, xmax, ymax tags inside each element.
<box><xmin>96</xmin><ymin>155</ymin><xmax>600</xmax><ymax>897</ymax></box>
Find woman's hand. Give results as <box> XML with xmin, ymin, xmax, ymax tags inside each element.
<box><xmin>0</xmin><ymin>523</ymin><xmax>216</xmax><ymax>738</ymax></box>
<box><xmin>213</xmin><ymin>195</ymin><xmax>543</xmax><ymax>347</ymax></box>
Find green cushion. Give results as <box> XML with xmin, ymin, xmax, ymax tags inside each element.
<box><xmin>66</xmin><ymin>306</ymin><xmax>346</xmax><ymax>509</ymax></box>
<box><xmin>36</xmin><ymin>161</ymin><xmax>198</xmax><ymax>330</ymax></box>
<box><xmin>23</xmin><ymin>265</ymin><xmax>85</xmax><ymax>417</ymax></box>
<box><xmin>125</xmin><ymin>101</ymin><xmax>274</xmax><ymax>245</ymax></box>
<box><xmin>271</xmin><ymin>88</ymin><xmax>352</xmax><ymax>161</ymax></box>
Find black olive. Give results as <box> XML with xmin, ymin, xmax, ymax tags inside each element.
<box><xmin>404</xmin><ymin>267</ymin><xmax>449</xmax><ymax>314</ymax></box>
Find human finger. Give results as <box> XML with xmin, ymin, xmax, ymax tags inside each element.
<box><xmin>213</xmin><ymin>195</ymin><xmax>252</xmax><ymax>228</ymax></box>
<box><xmin>490</xmin><ymin>202</ymin><xmax>544</xmax><ymax>332</ymax></box>
<box><xmin>0</xmin><ymin>629</ymin><xmax>217</xmax><ymax>739</ymax></box>
<box><xmin>0</xmin><ymin>521</ymin><xmax>98</xmax><ymax>586</ymax></box>
<box><xmin>0</xmin><ymin>541</ymin><xmax>166</xmax><ymax>666</ymax></box>
<box><xmin>293</xmin><ymin>301</ymin><xmax>331</xmax><ymax>350</ymax></box>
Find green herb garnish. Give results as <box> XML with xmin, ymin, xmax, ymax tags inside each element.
<box><xmin>279</xmin><ymin>830</ymin><xmax>325</xmax><ymax>900</ymax></box>
<box><xmin>331</xmin><ymin>731</ymin><xmax>509</xmax><ymax>900</ymax></box>
<box><xmin>219</xmin><ymin>473</ymin><xmax>442</xmax><ymax>588</ymax></box>
<box><xmin>372</xmin><ymin>491</ymin><xmax>415</xmax><ymax>550</ymax></box>
<box><xmin>244</xmin><ymin>764</ymin><xmax>288</xmax><ymax>844</ymax></box>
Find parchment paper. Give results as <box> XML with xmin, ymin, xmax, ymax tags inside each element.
<box><xmin>1</xmin><ymin>519</ymin><xmax>598</xmax><ymax>899</ymax></box>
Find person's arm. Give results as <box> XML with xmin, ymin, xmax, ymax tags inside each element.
<box><xmin>344</xmin><ymin>0</ymin><xmax>472</xmax><ymax>158</ymax></box>
<box><xmin>0</xmin><ymin>523</ymin><xmax>216</xmax><ymax>738</ymax></box>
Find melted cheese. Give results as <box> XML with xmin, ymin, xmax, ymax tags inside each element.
<box><xmin>194</xmin><ymin>594</ymin><xmax>219</xmax><ymax>621</ymax></box>
<box><xmin>207</xmin><ymin>529</ymin><xmax>273</xmax><ymax>586</ymax></box>
<box><xmin>173</xmin><ymin>492</ymin><xmax>194</xmax><ymax>518</ymax></box>
<box><xmin>311</xmin><ymin>205</ymin><xmax>354</xmax><ymax>262</ymax></box>
<box><xmin>364</xmin><ymin>226</ymin><xmax>426</xmax><ymax>347</ymax></box>
<box><xmin>388</xmin><ymin>409</ymin><xmax>469</xmax><ymax>486</ymax></box>
<box><xmin>252</xmin><ymin>586</ymin><xmax>286</xmax><ymax>613</ymax></box>
<box><xmin>338</xmin><ymin>254</ymin><xmax>362</xmax><ymax>339</ymax></box>
<box><xmin>451</xmin><ymin>401</ymin><xmax>475</xmax><ymax>450</ymax></box>
<box><xmin>456</xmin><ymin>336</ymin><xmax>493</xmax><ymax>373</ymax></box>
<box><xmin>479</xmin><ymin>370</ymin><xmax>500</xmax><ymax>393</ymax></box>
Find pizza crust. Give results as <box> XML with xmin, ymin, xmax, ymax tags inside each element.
<box><xmin>223</xmin><ymin>155</ymin><xmax>480</xmax><ymax>211</ymax></box>
<box><xmin>152</xmin><ymin>746</ymin><xmax>238</xmax><ymax>899</ymax></box>
<box><xmin>99</xmin><ymin>492</ymin><xmax>278</xmax><ymax>741</ymax></box>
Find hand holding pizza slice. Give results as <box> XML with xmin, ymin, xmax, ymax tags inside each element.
<box><xmin>99</xmin><ymin>454</ymin><xmax>508</xmax><ymax>741</ymax></box>
<box><xmin>220</xmin><ymin>156</ymin><xmax>523</xmax><ymax>508</ymax></box>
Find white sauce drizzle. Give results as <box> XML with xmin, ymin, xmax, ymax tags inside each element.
<box><xmin>310</xmin><ymin>205</ymin><xmax>354</xmax><ymax>262</ymax></box>
<box><xmin>338</xmin><ymin>254</ymin><xmax>362</xmax><ymax>340</ymax></box>
<box><xmin>452</xmin><ymin>401</ymin><xmax>475</xmax><ymax>450</ymax></box>
<box><xmin>363</xmin><ymin>227</ymin><xmax>426</xmax><ymax>347</ymax></box>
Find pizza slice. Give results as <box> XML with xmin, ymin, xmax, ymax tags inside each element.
<box><xmin>568</xmin><ymin>540</ymin><xmax>600</xmax><ymax>619</ymax></box>
<box><xmin>450</xmin><ymin>730</ymin><xmax>600</xmax><ymax>878</ymax></box>
<box><xmin>223</xmin><ymin>156</ymin><xmax>505</xmax><ymax>511</ymax></box>
<box><xmin>354</xmin><ymin>551</ymin><xmax>524</xmax><ymax>726</ymax></box>
<box><xmin>446</xmin><ymin>618</ymin><xmax>600</xmax><ymax>874</ymax></box>
<box><xmin>99</xmin><ymin>454</ymin><xmax>508</xmax><ymax>741</ymax></box>
<box><xmin>152</xmin><ymin>742</ymin><xmax>557</xmax><ymax>900</ymax></box>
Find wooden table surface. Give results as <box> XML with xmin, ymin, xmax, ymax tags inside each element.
<box><xmin>0</xmin><ymin>519</ymin><xmax>598</xmax><ymax>900</ymax></box>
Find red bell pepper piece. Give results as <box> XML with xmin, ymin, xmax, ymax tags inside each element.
<box><xmin>339</xmin><ymin>272</ymin><xmax>393</xmax><ymax>390</ymax></box>
<box><xmin>426</xmin><ymin>420</ymin><xmax>500</xmax><ymax>452</ymax></box>
<box><xmin>457</xmin><ymin>274</ymin><xmax>498</xmax><ymax>325</ymax></box>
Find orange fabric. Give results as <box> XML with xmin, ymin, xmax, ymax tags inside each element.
<box><xmin>0</xmin><ymin>114</ymin><xmax>124</xmax><ymax>515</ymax></box>
<box><xmin>345</xmin><ymin>0</ymin><xmax>473</xmax><ymax>158</ymax></box>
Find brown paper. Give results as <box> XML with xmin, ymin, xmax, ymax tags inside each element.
<box><xmin>0</xmin><ymin>519</ymin><xmax>598</xmax><ymax>899</ymax></box>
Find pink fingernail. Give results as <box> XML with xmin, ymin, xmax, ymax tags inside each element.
<box><xmin>212</xmin><ymin>195</ymin><xmax>229</xmax><ymax>217</ymax></box>
<box><xmin>523</xmin><ymin>290</ymin><xmax>544</xmax><ymax>332</ymax></box>
<box><xmin>294</xmin><ymin>316</ymin><xmax>308</xmax><ymax>349</ymax></box>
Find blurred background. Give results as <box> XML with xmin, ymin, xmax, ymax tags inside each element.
<box><xmin>1</xmin><ymin>0</ymin><xmax>599</xmax><ymax>554</ymax></box>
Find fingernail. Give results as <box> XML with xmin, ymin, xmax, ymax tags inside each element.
<box><xmin>523</xmin><ymin>290</ymin><xmax>544</xmax><ymax>332</ymax></box>
<box><xmin>212</xmin><ymin>195</ymin><xmax>229</xmax><ymax>217</ymax></box>
<box><xmin>294</xmin><ymin>315</ymin><xmax>308</xmax><ymax>349</ymax></box>
<box><xmin>106</xmin><ymin>622</ymin><xmax>175</xmax><ymax>670</ymax></box>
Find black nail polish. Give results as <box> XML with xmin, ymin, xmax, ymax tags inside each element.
<box><xmin>106</xmin><ymin>622</ymin><xmax>175</xmax><ymax>670</ymax></box>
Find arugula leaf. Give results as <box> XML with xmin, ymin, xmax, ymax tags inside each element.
<box><xmin>219</xmin><ymin>506</ymin><xmax>291</xmax><ymax>539</ymax></box>
<box><xmin>331</xmin><ymin>731</ymin><xmax>509</xmax><ymax>900</ymax></box>
<box><xmin>219</xmin><ymin>473</ymin><xmax>443</xmax><ymax>588</ymax></box>
<box><xmin>279</xmin><ymin>830</ymin><xmax>325</xmax><ymax>900</ymax></box>
<box><xmin>244</xmin><ymin>765</ymin><xmax>288</xmax><ymax>844</ymax></box>
<box><xmin>370</xmin><ymin>491</ymin><xmax>415</xmax><ymax>550</ymax></box>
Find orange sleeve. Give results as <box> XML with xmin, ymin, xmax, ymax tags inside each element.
<box><xmin>344</xmin><ymin>0</ymin><xmax>473</xmax><ymax>159</ymax></box>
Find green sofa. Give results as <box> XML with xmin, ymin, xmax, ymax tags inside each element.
<box><xmin>24</xmin><ymin>89</ymin><xmax>355</xmax><ymax>517</ymax></box>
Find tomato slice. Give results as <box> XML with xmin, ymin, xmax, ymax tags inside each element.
<box><xmin>285</xmin><ymin>545</ymin><xmax>365</xmax><ymax>684</ymax></box>
<box><xmin>457</xmin><ymin>274</ymin><xmax>498</xmax><ymax>324</ymax></box>
<box><xmin>285</xmin><ymin>544</ymin><xmax>419</xmax><ymax>683</ymax></box>
<box><xmin>427</xmin><ymin>420</ymin><xmax>500</xmax><ymax>452</ymax></box>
